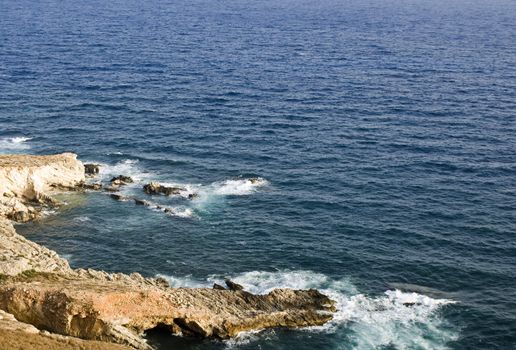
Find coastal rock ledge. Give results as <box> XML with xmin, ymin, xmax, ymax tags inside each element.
<box><xmin>0</xmin><ymin>153</ymin><xmax>336</xmax><ymax>349</ymax></box>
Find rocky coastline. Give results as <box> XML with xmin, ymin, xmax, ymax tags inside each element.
<box><xmin>0</xmin><ymin>153</ymin><xmax>336</xmax><ymax>349</ymax></box>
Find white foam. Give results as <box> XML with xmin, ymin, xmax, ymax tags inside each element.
<box><xmin>163</xmin><ymin>206</ymin><xmax>194</xmax><ymax>218</ymax></box>
<box><xmin>73</xmin><ymin>216</ymin><xmax>91</xmax><ymax>223</ymax></box>
<box><xmin>140</xmin><ymin>199</ymin><xmax>195</xmax><ymax>219</ymax></box>
<box><xmin>0</xmin><ymin>136</ymin><xmax>32</xmax><ymax>151</ymax></box>
<box><xmin>60</xmin><ymin>253</ymin><xmax>73</xmax><ymax>262</ymax></box>
<box><xmin>94</xmin><ymin>159</ymin><xmax>153</xmax><ymax>184</ymax></box>
<box><xmin>156</xmin><ymin>274</ymin><xmax>207</xmax><ymax>288</ymax></box>
<box><xmin>159</xmin><ymin>182</ymin><xmax>200</xmax><ymax>199</ymax></box>
<box><xmin>159</xmin><ymin>270</ymin><xmax>458</xmax><ymax>349</ymax></box>
<box><xmin>224</xmin><ymin>329</ymin><xmax>265</xmax><ymax>348</ymax></box>
<box><xmin>211</xmin><ymin>178</ymin><xmax>269</xmax><ymax>196</ymax></box>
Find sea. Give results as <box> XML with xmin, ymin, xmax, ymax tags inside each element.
<box><xmin>0</xmin><ymin>0</ymin><xmax>515</xmax><ymax>349</ymax></box>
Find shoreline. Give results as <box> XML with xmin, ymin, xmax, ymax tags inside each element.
<box><xmin>0</xmin><ymin>153</ymin><xmax>336</xmax><ymax>349</ymax></box>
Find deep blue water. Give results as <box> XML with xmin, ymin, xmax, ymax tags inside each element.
<box><xmin>1</xmin><ymin>0</ymin><xmax>515</xmax><ymax>349</ymax></box>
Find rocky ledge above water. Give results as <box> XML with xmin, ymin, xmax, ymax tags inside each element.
<box><xmin>0</xmin><ymin>153</ymin><xmax>336</xmax><ymax>349</ymax></box>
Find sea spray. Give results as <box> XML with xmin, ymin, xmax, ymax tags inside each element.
<box><xmin>158</xmin><ymin>270</ymin><xmax>458</xmax><ymax>350</ymax></box>
<box><xmin>0</xmin><ymin>136</ymin><xmax>32</xmax><ymax>151</ymax></box>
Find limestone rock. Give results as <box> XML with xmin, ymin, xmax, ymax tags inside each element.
<box><xmin>0</xmin><ymin>153</ymin><xmax>336</xmax><ymax>349</ymax></box>
<box><xmin>0</xmin><ymin>153</ymin><xmax>85</xmax><ymax>222</ymax></box>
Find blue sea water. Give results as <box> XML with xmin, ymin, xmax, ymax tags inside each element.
<box><xmin>1</xmin><ymin>0</ymin><xmax>515</xmax><ymax>349</ymax></box>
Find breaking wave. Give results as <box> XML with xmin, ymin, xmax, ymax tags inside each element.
<box><xmin>158</xmin><ymin>270</ymin><xmax>458</xmax><ymax>350</ymax></box>
<box><xmin>211</xmin><ymin>178</ymin><xmax>269</xmax><ymax>196</ymax></box>
<box><xmin>0</xmin><ymin>136</ymin><xmax>32</xmax><ymax>151</ymax></box>
<box><xmin>97</xmin><ymin>159</ymin><xmax>152</xmax><ymax>183</ymax></box>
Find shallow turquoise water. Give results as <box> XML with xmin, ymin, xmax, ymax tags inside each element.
<box><xmin>1</xmin><ymin>0</ymin><xmax>515</xmax><ymax>349</ymax></box>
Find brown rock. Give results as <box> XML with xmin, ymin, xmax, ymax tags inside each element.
<box><xmin>81</xmin><ymin>183</ymin><xmax>103</xmax><ymax>191</ymax></box>
<box><xmin>0</xmin><ymin>153</ymin><xmax>336</xmax><ymax>349</ymax></box>
<box><xmin>134</xmin><ymin>199</ymin><xmax>149</xmax><ymax>206</ymax></box>
<box><xmin>225</xmin><ymin>279</ymin><xmax>244</xmax><ymax>291</ymax></box>
<box><xmin>110</xmin><ymin>176</ymin><xmax>134</xmax><ymax>187</ymax></box>
<box><xmin>143</xmin><ymin>182</ymin><xmax>184</xmax><ymax>196</ymax></box>
<box><xmin>110</xmin><ymin>194</ymin><xmax>128</xmax><ymax>201</ymax></box>
<box><xmin>84</xmin><ymin>164</ymin><xmax>100</xmax><ymax>175</ymax></box>
<box><xmin>213</xmin><ymin>283</ymin><xmax>226</xmax><ymax>290</ymax></box>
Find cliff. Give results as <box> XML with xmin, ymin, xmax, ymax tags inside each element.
<box><xmin>0</xmin><ymin>153</ymin><xmax>335</xmax><ymax>349</ymax></box>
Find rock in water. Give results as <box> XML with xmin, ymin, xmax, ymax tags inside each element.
<box><xmin>80</xmin><ymin>183</ymin><xmax>103</xmax><ymax>191</ymax></box>
<box><xmin>110</xmin><ymin>194</ymin><xmax>128</xmax><ymax>201</ymax></box>
<box><xmin>225</xmin><ymin>279</ymin><xmax>244</xmax><ymax>291</ymax></box>
<box><xmin>0</xmin><ymin>153</ymin><xmax>336</xmax><ymax>349</ymax></box>
<box><xmin>84</xmin><ymin>164</ymin><xmax>100</xmax><ymax>175</ymax></box>
<box><xmin>143</xmin><ymin>182</ymin><xmax>184</xmax><ymax>196</ymax></box>
<box><xmin>110</xmin><ymin>175</ymin><xmax>134</xmax><ymax>187</ymax></box>
<box><xmin>133</xmin><ymin>198</ymin><xmax>149</xmax><ymax>206</ymax></box>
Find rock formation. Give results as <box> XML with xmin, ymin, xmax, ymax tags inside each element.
<box><xmin>0</xmin><ymin>153</ymin><xmax>336</xmax><ymax>349</ymax></box>
<box><xmin>143</xmin><ymin>182</ymin><xmax>184</xmax><ymax>196</ymax></box>
<box><xmin>84</xmin><ymin>163</ymin><xmax>100</xmax><ymax>176</ymax></box>
<box><xmin>110</xmin><ymin>175</ymin><xmax>134</xmax><ymax>187</ymax></box>
<box><xmin>0</xmin><ymin>153</ymin><xmax>85</xmax><ymax>222</ymax></box>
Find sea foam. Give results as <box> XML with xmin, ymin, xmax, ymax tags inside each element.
<box><xmin>0</xmin><ymin>136</ymin><xmax>32</xmax><ymax>151</ymax></box>
<box><xmin>158</xmin><ymin>270</ymin><xmax>458</xmax><ymax>350</ymax></box>
<box><xmin>211</xmin><ymin>178</ymin><xmax>269</xmax><ymax>196</ymax></box>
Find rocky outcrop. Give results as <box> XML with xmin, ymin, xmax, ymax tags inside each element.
<box><xmin>0</xmin><ymin>270</ymin><xmax>335</xmax><ymax>348</ymax></box>
<box><xmin>0</xmin><ymin>309</ymin><xmax>130</xmax><ymax>350</ymax></box>
<box><xmin>0</xmin><ymin>153</ymin><xmax>85</xmax><ymax>222</ymax></box>
<box><xmin>143</xmin><ymin>182</ymin><xmax>184</xmax><ymax>196</ymax></box>
<box><xmin>0</xmin><ymin>153</ymin><xmax>336</xmax><ymax>349</ymax></box>
<box><xmin>84</xmin><ymin>163</ymin><xmax>100</xmax><ymax>176</ymax></box>
<box><xmin>110</xmin><ymin>176</ymin><xmax>134</xmax><ymax>187</ymax></box>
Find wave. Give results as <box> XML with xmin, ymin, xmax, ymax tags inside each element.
<box><xmin>0</xmin><ymin>136</ymin><xmax>32</xmax><ymax>151</ymax></box>
<box><xmin>211</xmin><ymin>178</ymin><xmax>269</xmax><ymax>196</ymax></box>
<box><xmin>158</xmin><ymin>270</ymin><xmax>458</xmax><ymax>350</ymax></box>
<box><xmin>93</xmin><ymin>159</ymin><xmax>153</xmax><ymax>184</ymax></box>
<box><xmin>160</xmin><ymin>177</ymin><xmax>269</xmax><ymax>200</ymax></box>
<box><xmin>72</xmin><ymin>216</ymin><xmax>91</xmax><ymax>223</ymax></box>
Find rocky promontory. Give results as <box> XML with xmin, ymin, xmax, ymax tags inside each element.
<box><xmin>0</xmin><ymin>153</ymin><xmax>336</xmax><ymax>349</ymax></box>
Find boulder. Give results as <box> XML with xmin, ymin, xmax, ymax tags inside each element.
<box><xmin>110</xmin><ymin>176</ymin><xmax>134</xmax><ymax>187</ymax></box>
<box><xmin>143</xmin><ymin>182</ymin><xmax>184</xmax><ymax>196</ymax></box>
<box><xmin>84</xmin><ymin>164</ymin><xmax>100</xmax><ymax>175</ymax></box>
<box><xmin>213</xmin><ymin>283</ymin><xmax>226</xmax><ymax>290</ymax></box>
<box><xmin>225</xmin><ymin>279</ymin><xmax>244</xmax><ymax>291</ymax></box>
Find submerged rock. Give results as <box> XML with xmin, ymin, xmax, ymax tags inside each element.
<box><xmin>110</xmin><ymin>194</ymin><xmax>129</xmax><ymax>201</ymax></box>
<box><xmin>133</xmin><ymin>198</ymin><xmax>149</xmax><ymax>206</ymax></box>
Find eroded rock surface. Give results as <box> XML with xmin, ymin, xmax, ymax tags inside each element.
<box><xmin>0</xmin><ymin>153</ymin><xmax>336</xmax><ymax>349</ymax></box>
<box><xmin>0</xmin><ymin>153</ymin><xmax>85</xmax><ymax>222</ymax></box>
